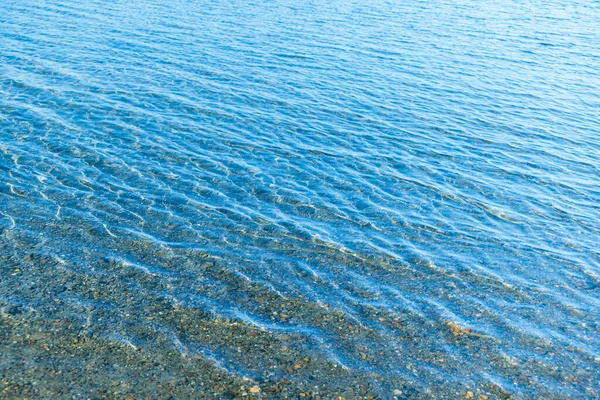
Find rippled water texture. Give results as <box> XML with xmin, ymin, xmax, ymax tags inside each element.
<box><xmin>1</xmin><ymin>0</ymin><xmax>600</xmax><ymax>398</ymax></box>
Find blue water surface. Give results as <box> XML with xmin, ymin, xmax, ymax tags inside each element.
<box><xmin>1</xmin><ymin>0</ymin><xmax>599</xmax><ymax>397</ymax></box>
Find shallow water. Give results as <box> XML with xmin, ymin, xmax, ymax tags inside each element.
<box><xmin>1</xmin><ymin>0</ymin><xmax>599</xmax><ymax>398</ymax></box>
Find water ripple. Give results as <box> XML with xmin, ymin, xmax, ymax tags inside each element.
<box><xmin>1</xmin><ymin>0</ymin><xmax>600</xmax><ymax>397</ymax></box>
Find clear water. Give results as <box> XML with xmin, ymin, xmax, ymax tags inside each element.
<box><xmin>1</xmin><ymin>0</ymin><xmax>599</xmax><ymax>397</ymax></box>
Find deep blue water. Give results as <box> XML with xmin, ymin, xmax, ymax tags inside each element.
<box><xmin>1</xmin><ymin>0</ymin><xmax>599</xmax><ymax>397</ymax></box>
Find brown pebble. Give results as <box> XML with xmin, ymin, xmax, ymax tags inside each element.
<box><xmin>249</xmin><ymin>386</ymin><xmax>260</xmax><ymax>393</ymax></box>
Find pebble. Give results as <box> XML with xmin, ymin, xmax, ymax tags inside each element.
<box><xmin>1</xmin><ymin>305</ymin><xmax>23</xmax><ymax>317</ymax></box>
<box><xmin>249</xmin><ymin>386</ymin><xmax>260</xmax><ymax>393</ymax></box>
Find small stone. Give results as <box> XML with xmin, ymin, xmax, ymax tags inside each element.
<box><xmin>479</xmin><ymin>395</ymin><xmax>489</xmax><ymax>400</ymax></box>
<box><xmin>393</xmin><ymin>389</ymin><xmax>402</xmax><ymax>396</ymax></box>
<box><xmin>1</xmin><ymin>305</ymin><xmax>22</xmax><ymax>316</ymax></box>
<box><xmin>466</xmin><ymin>391</ymin><xmax>474</xmax><ymax>399</ymax></box>
<box><xmin>249</xmin><ymin>386</ymin><xmax>260</xmax><ymax>394</ymax></box>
